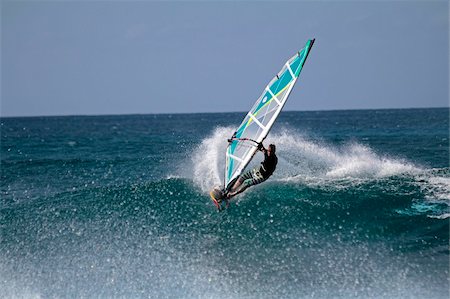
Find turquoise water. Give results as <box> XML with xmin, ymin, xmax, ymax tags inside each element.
<box><xmin>1</xmin><ymin>108</ymin><xmax>449</xmax><ymax>298</ymax></box>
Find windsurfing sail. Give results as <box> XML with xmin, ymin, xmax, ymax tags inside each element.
<box><xmin>224</xmin><ymin>38</ymin><xmax>315</xmax><ymax>191</ymax></box>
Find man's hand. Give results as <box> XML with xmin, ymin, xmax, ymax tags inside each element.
<box><xmin>257</xmin><ymin>142</ymin><xmax>264</xmax><ymax>151</ymax></box>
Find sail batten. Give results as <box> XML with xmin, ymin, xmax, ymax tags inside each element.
<box><xmin>224</xmin><ymin>39</ymin><xmax>315</xmax><ymax>190</ymax></box>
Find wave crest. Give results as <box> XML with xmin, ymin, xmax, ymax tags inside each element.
<box><xmin>191</xmin><ymin>127</ymin><xmax>421</xmax><ymax>190</ymax></box>
<box><xmin>191</xmin><ymin>127</ymin><xmax>449</xmax><ymax>217</ymax></box>
<box><xmin>270</xmin><ymin>130</ymin><xmax>420</xmax><ymax>180</ymax></box>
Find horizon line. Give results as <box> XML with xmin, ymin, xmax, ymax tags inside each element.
<box><xmin>1</xmin><ymin>106</ymin><xmax>448</xmax><ymax>119</ymax></box>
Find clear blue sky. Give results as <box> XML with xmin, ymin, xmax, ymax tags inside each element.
<box><xmin>1</xmin><ymin>1</ymin><xmax>448</xmax><ymax>117</ymax></box>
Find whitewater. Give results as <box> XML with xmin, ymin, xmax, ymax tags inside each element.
<box><xmin>194</xmin><ymin>126</ymin><xmax>449</xmax><ymax>217</ymax></box>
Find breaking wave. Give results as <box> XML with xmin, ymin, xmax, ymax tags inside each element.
<box><xmin>192</xmin><ymin>127</ymin><xmax>449</xmax><ymax>217</ymax></box>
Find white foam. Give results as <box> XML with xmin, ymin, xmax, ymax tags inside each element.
<box><xmin>192</xmin><ymin>127</ymin><xmax>422</xmax><ymax>187</ymax></box>
<box><xmin>191</xmin><ymin>127</ymin><xmax>450</xmax><ymax>212</ymax></box>
<box><xmin>268</xmin><ymin>130</ymin><xmax>420</xmax><ymax>181</ymax></box>
<box><xmin>423</xmin><ymin>176</ymin><xmax>450</xmax><ymax>202</ymax></box>
<box><xmin>428</xmin><ymin>213</ymin><xmax>450</xmax><ymax>219</ymax></box>
<box><xmin>192</xmin><ymin>126</ymin><xmax>234</xmax><ymax>193</ymax></box>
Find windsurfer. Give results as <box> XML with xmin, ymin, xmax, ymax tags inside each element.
<box><xmin>225</xmin><ymin>143</ymin><xmax>278</xmax><ymax>198</ymax></box>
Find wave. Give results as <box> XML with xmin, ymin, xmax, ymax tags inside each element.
<box><xmin>192</xmin><ymin>127</ymin><xmax>422</xmax><ymax>188</ymax></box>
<box><xmin>191</xmin><ymin>127</ymin><xmax>450</xmax><ymax>217</ymax></box>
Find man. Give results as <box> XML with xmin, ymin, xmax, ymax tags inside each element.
<box><xmin>226</xmin><ymin>143</ymin><xmax>278</xmax><ymax>198</ymax></box>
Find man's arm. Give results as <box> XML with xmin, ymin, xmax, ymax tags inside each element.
<box><xmin>257</xmin><ymin>142</ymin><xmax>266</xmax><ymax>152</ymax></box>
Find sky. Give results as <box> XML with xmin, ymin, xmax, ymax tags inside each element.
<box><xmin>1</xmin><ymin>0</ymin><xmax>449</xmax><ymax>117</ymax></box>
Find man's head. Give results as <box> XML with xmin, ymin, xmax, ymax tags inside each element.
<box><xmin>268</xmin><ymin>144</ymin><xmax>276</xmax><ymax>156</ymax></box>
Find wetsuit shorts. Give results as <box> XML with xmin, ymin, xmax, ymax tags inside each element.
<box><xmin>240</xmin><ymin>167</ymin><xmax>267</xmax><ymax>187</ymax></box>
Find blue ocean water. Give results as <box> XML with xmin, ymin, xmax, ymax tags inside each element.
<box><xmin>1</xmin><ymin>108</ymin><xmax>449</xmax><ymax>298</ymax></box>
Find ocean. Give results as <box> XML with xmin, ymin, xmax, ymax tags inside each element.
<box><xmin>1</xmin><ymin>108</ymin><xmax>449</xmax><ymax>298</ymax></box>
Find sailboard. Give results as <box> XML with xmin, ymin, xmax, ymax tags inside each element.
<box><xmin>210</xmin><ymin>38</ymin><xmax>315</xmax><ymax>207</ymax></box>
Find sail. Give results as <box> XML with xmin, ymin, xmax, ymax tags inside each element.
<box><xmin>224</xmin><ymin>39</ymin><xmax>315</xmax><ymax>190</ymax></box>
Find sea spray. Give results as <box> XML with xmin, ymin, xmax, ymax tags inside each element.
<box><xmin>193</xmin><ymin>127</ymin><xmax>422</xmax><ymax>185</ymax></box>
<box><xmin>191</xmin><ymin>126</ymin><xmax>449</xmax><ymax>218</ymax></box>
<box><xmin>268</xmin><ymin>130</ymin><xmax>421</xmax><ymax>180</ymax></box>
<box><xmin>192</xmin><ymin>126</ymin><xmax>233</xmax><ymax>193</ymax></box>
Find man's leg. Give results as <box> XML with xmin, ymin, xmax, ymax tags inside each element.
<box><xmin>229</xmin><ymin>177</ymin><xmax>244</xmax><ymax>193</ymax></box>
<box><xmin>228</xmin><ymin>169</ymin><xmax>266</xmax><ymax>198</ymax></box>
<box><xmin>227</xmin><ymin>170</ymin><xmax>252</xmax><ymax>194</ymax></box>
<box><xmin>227</xmin><ymin>182</ymin><xmax>250</xmax><ymax>198</ymax></box>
